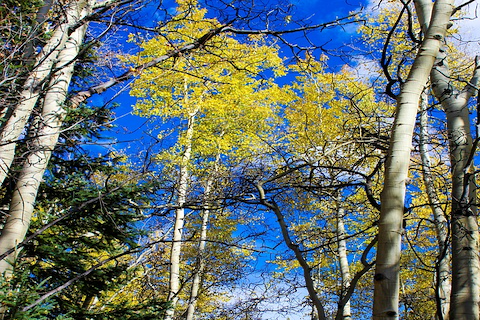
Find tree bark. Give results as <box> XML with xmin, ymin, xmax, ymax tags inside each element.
<box><xmin>418</xmin><ymin>91</ymin><xmax>451</xmax><ymax>320</ymax></box>
<box><xmin>336</xmin><ymin>201</ymin><xmax>352</xmax><ymax>320</ymax></box>
<box><xmin>373</xmin><ymin>0</ymin><xmax>454</xmax><ymax>318</ymax></box>
<box><xmin>0</xmin><ymin>2</ymin><xmax>91</xmax><ymax>276</ymax></box>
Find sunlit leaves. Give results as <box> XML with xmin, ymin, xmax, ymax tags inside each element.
<box><xmin>125</xmin><ymin>2</ymin><xmax>289</xmax><ymax>162</ymax></box>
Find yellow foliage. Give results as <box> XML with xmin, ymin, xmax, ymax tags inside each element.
<box><xmin>123</xmin><ymin>0</ymin><xmax>292</xmax><ymax>179</ymax></box>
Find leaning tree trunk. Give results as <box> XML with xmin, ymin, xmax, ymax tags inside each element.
<box><xmin>0</xmin><ymin>3</ymin><xmax>90</xmax><ymax>276</ymax></box>
<box><xmin>256</xmin><ymin>181</ymin><xmax>327</xmax><ymax>320</ymax></box>
<box><xmin>0</xmin><ymin>0</ymin><xmax>90</xmax><ymax>187</ymax></box>
<box><xmin>164</xmin><ymin>107</ymin><xmax>198</xmax><ymax>320</ymax></box>
<box><xmin>418</xmin><ymin>92</ymin><xmax>451</xmax><ymax>320</ymax></box>
<box><xmin>431</xmin><ymin>53</ymin><xmax>480</xmax><ymax>320</ymax></box>
<box><xmin>373</xmin><ymin>0</ymin><xmax>454</xmax><ymax>318</ymax></box>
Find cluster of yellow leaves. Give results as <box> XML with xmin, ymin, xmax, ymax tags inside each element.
<box><xmin>284</xmin><ymin>57</ymin><xmax>392</xmax><ymax>166</ymax></box>
<box><xmin>124</xmin><ymin>1</ymin><xmax>291</xmax><ymax>170</ymax></box>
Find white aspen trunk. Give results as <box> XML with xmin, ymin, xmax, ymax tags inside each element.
<box><xmin>185</xmin><ymin>154</ymin><xmax>219</xmax><ymax>320</ymax></box>
<box><xmin>413</xmin><ymin>2</ymin><xmax>480</xmax><ymax>317</ymax></box>
<box><xmin>373</xmin><ymin>0</ymin><xmax>454</xmax><ymax>318</ymax></box>
<box><xmin>419</xmin><ymin>92</ymin><xmax>451</xmax><ymax>320</ymax></box>
<box><xmin>336</xmin><ymin>203</ymin><xmax>352</xmax><ymax>320</ymax></box>
<box><xmin>430</xmin><ymin>54</ymin><xmax>480</xmax><ymax>320</ymax></box>
<box><xmin>0</xmin><ymin>2</ymin><xmax>91</xmax><ymax>276</ymax></box>
<box><xmin>164</xmin><ymin>108</ymin><xmax>197</xmax><ymax>320</ymax></box>
<box><xmin>0</xmin><ymin>1</ymin><xmax>90</xmax><ymax>187</ymax></box>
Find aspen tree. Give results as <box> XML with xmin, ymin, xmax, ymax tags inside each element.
<box><xmin>0</xmin><ymin>0</ymin><xmax>147</xmax><ymax>277</ymax></box>
<box><xmin>125</xmin><ymin>2</ymin><xmax>288</xmax><ymax>317</ymax></box>
<box><xmin>257</xmin><ymin>56</ymin><xmax>385</xmax><ymax>318</ymax></box>
<box><xmin>414</xmin><ymin>1</ymin><xmax>480</xmax><ymax>317</ymax></box>
<box><xmin>0</xmin><ymin>1</ymin><xmax>80</xmax><ymax>186</ymax></box>
<box><xmin>437</xmin><ymin>63</ymin><xmax>480</xmax><ymax>320</ymax></box>
<box><xmin>185</xmin><ymin>157</ymin><xmax>218</xmax><ymax>320</ymax></box>
<box><xmin>431</xmin><ymin>46</ymin><xmax>480</xmax><ymax>320</ymax></box>
<box><xmin>429</xmin><ymin>37</ymin><xmax>479</xmax><ymax>320</ymax></box>
<box><xmin>165</xmin><ymin>101</ymin><xmax>198</xmax><ymax>320</ymax></box>
<box><xmin>373</xmin><ymin>0</ymin><xmax>454</xmax><ymax>318</ymax></box>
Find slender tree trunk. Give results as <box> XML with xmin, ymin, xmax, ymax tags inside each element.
<box><xmin>0</xmin><ymin>4</ymin><xmax>90</xmax><ymax>276</ymax></box>
<box><xmin>336</xmin><ymin>201</ymin><xmax>352</xmax><ymax>320</ymax></box>
<box><xmin>185</xmin><ymin>154</ymin><xmax>219</xmax><ymax>320</ymax></box>
<box><xmin>418</xmin><ymin>92</ymin><xmax>451</xmax><ymax>320</ymax></box>
<box><xmin>373</xmin><ymin>0</ymin><xmax>454</xmax><ymax>318</ymax></box>
<box><xmin>165</xmin><ymin>108</ymin><xmax>198</xmax><ymax>320</ymax></box>
<box><xmin>0</xmin><ymin>0</ymin><xmax>90</xmax><ymax>187</ymax></box>
<box><xmin>430</xmin><ymin>53</ymin><xmax>480</xmax><ymax>320</ymax></box>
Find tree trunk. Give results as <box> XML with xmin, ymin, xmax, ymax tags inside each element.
<box><xmin>418</xmin><ymin>91</ymin><xmax>451</xmax><ymax>320</ymax></box>
<box><xmin>184</xmin><ymin>206</ymin><xmax>209</xmax><ymax>320</ymax></box>
<box><xmin>430</xmin><ymin>52</ymin><xmax>480</xmax><ymax>320</ymax></box>
<box><xmin>185</xmin><ymin>154</ymin><xmax>219</xmax><ymax>320</ymax></box>
<box><xmin>256</xmin><ymin>182</ymin><xmax>327</xmax><ymax>320</ymax></box>
<box><xmin>336</xmin><ymin>202</ymin><xmax>352</xmax><ymax>320</ymax></box>
<box><xmin>413</xmin><ymin>1</ymin><xmax>480</xmax><ymax>318</ymax></box>
<box><xmin>373</xmin><ymin>0</ymin><xmax>454</xmax><ymax>318</ymax></box>
<box><xmin>165</xmin><ymin>108</ymin><xmax>197</xmax><ymax>320</ymax></box>
<box><xmin>0</xmin><ymin>4</ymin><xmax>90</xmax><ymax>276</ymax></box>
